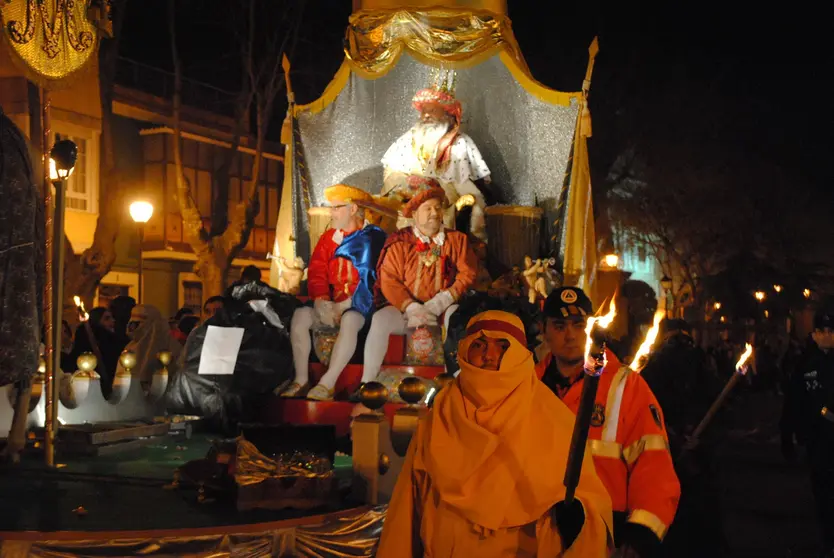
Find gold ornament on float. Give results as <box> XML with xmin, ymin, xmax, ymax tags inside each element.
<box><xmin>76</xmin><ymin>352</ymin><xmax>97</xmax><ymax>373</ymax></box>
<box><xmin>1</xmin><ymin>0</ymin><xmax>100</xmax><ymax>87</ymax></box>
<box><xmin>359</xmin><ymin>381</ymin><xmax>389</xmax><ymax>411</ymax></box>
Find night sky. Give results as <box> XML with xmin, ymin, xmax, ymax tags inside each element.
<box><xmin>117</xmin><ymin>1</ymin><xmax>834</xmax><ymax>222</ymax></box>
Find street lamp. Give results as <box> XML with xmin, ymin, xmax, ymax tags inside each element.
<box><xmin>754</xmin><ymin>291</ymin><xmax>766</xmax><ymax>302</ymax></box>
<box><xmin>660</xmin><ymin>274</ymin><xmax>672</xmax><ymax>318</ymax></box>
<box><xmin>713</xmin><ymin>302</ymin><xmax>722</xmax><ymax>310</ymax></box>
<box><xmin>46</xmin><ymin>139</ymin><xmax>77</xmax><ymax>465</ymax></box>
<box><xmin>773</xmin><ymin>284</ymin><xmax>782</xmax><ymax>293</ymax></box>
<box><xmin>129</xmin><ymin>201</ymin><xmax>154</xmax><ymax>303</ymax></box>
<box><xmin>804</xmin><ymin>288</ymin><xmax>811</xmax><ymax>299</ymax></box>
<box><xmin>49</xmin><ymin>139</ymin><xmax>77</xmax><ymax>180</ymax></box>
<box><xmin>603</xmin><ymin>253</ymin><xmax>619</xmax><ymax>268</ymax></box>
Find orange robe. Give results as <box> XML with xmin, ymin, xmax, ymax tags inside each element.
<box><xmin>378</xmin><ymin>311</ymin><xmax>613</xmax><ymax>557</ymax></box>
<box><xmin>375</xmin><ymin>227</ymin><xmax>477</xmax><ymax>311</ymax></box>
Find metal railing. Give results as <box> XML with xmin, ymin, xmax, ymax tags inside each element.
<box><xmin>114</xmin><ymin>57</ymin><xmax>240</xmax><ymax>118</ymax></box>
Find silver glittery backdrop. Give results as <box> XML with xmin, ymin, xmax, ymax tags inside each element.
<box><xmin>293</xmin><ymin>53</ymin><xmax>579</xmax><ymax>259</ymax></box>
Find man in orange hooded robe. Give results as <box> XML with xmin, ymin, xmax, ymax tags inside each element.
<box><xmin>378</xmin><ymin>310</ymin><xmax>613</xmax><ymax>557</ymax></box>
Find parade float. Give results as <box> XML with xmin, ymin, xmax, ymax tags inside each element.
<box><xmin>0</xmin><ymin>0</ymin><xmax>601</xmax><ymax>555</ymax></box>
<box><xmin>265</xmin><ymin>0</ymin><xmax>599</xmax><ymax>420</ymax></box>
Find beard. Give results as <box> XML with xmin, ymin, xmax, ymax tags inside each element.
<box><xmin>412</xmin><ymin>120</ymin><xmax>450</xmax><ymax>154</ymax></box>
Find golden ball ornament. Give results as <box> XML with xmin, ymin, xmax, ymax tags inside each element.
<box><xmin>119</xmin><ymin>350</ymin><xmax>137</xmax><ymax>371</ymax></box>
<box><xmin>378</xmin><ymin>453</ymin><xmax>391</xmax><ymax>475</ymax></box>
<box><xmin>398</xmin><ymin>376</ymin><xmax>427</xmax><ymax>404</ymax></box>
<box><xmin>359</xmin><ymin>381</ymin><xmax>389</xmax><ymax>411</ymax></box>
<box><xmin>157</xmin><ymin>351</ymin><xmax>172</xmax><ymax>366</ymax></box>
<box><xmin>76</xmin><ymin>353</ymin><xmax>97</xmax><ymax>372</ymax></box>
<box><xmin>434</xmin><ymin>372</ymin><xmax>455</xmax><ymax>391</ymax></box>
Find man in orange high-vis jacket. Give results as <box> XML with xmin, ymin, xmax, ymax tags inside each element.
<box><xmin>536</xmin><ymin>287</ymin><xmax>680</xmax><ymax>558</ymax></box>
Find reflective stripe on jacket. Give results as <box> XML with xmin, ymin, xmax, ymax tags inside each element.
<box><xmin>536</xmin><ymin>350</ymin><xmax>681</xmax><ymax>540</ymax></box>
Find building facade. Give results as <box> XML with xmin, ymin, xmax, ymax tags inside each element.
<box><xmin>0</xmin><ymin>48</ymin><xmax>282</xmax><ymax>319</ymax></box>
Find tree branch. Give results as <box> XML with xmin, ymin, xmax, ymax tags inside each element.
<box><xmin>221</xmin><ymin>0</ymin><xmax>306</xmax><ymax>258</ymax></box>
<box><xmin>169</xmin><ymin>0</ymin><xmax>208</xmax><ymax>248</ymax></box>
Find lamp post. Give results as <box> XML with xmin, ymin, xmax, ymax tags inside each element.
<box><xmin>129</xmin><ymin>201</ymin><xmax>153</xmax><ymax>303</ymax></box>
<box><xmin>660</xmin><ymin>274</ymin><xmax>672</xmax><ymax>318</ymax></box>
<box><xmin>45</xmin><ymin>139</ymin><xmax>77</xmax><ymax>466</ymax></box>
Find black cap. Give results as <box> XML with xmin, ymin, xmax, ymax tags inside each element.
<box><xmin>544</xmin><ymin>287</ymin><xmax>594</xmax><ymax>321</ymax></box>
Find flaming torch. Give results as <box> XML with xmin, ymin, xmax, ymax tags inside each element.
<box><xmin>690</xmin><ymin>343</ymin><xmax>753</xmax><ymax>440</ymax></box>
<box><xmin>73</xmin><ymin>296</ymin><xmax>89</xmax><ymax>322</ymax></box>
<box><xmin>630</xmin><ymin>310</ymin><xmax>666</xmax><ymax>373</ymax></box>
<box><xmin>73</xmin><ymin>296</ymin><xmax>106</xmax><ymax>379</ymax></box>
<box><xmin>564</xmin><ymin>298</ymin><xmax>617</xmax><ymax>504</ymax></box>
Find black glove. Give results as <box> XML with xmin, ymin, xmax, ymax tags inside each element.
<box><xmin>618</xmin><ymin>522</ymin><xmax>661</xmax><ymax>558</ymax></box>
<box><xmin>553</xmin><ymin>499</ymin><xmax>585</xmax><ymax>550</ymax></box>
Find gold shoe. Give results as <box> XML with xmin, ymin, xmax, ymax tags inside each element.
<box><xmin>280</xmin><ymin>382</ymin><xmax>307</xmax><ymax>398</ymax></box>
<box><xmin>307</xmin><ymin>384</ymin><xmax>335</xmax><ymax>401</ymax></box>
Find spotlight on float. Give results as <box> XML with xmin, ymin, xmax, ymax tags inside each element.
<box><xmin>49</xmin><ymin>139</ymin><xmax>77</xmax><ymax>180</ymax></box>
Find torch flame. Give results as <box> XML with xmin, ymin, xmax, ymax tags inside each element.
<box><xmin>73</xmin><ymin>296</ymin><xmax>89</xmax><ymax>322</ymax></box>
<box><xmin>631</xmin><ymin>310</ymin><xmax>666</xmax><ymax>372</ymax></box>
<box><xmin>735</xmin><ymin>343</ymin><xmax>753</xmax><ymax>374</ymax></box>
<box><xmin>584</xmin><ymin>298</ymin><xmax>617</xmax><ymax>370</ymax></box>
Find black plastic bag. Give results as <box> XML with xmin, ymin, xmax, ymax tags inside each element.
<box><xmin>165</xmin><ymin>283</ymin><xmax>300</xmax><ymax>433</ymax></box>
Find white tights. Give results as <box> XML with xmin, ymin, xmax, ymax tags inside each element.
<box><xmin>361</xmin><ymin>304</ymin><xmax>458</xmax><ymax>383</ymax></box>
<box><xmin>290</xmin><ymin>306</ymin><xmax>366</xmax><ymax>390</ymax></box>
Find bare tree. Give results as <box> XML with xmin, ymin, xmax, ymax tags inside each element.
<box><xmin>168</xmin><ymin>0</ymin><xmax>303</xmax><ymax>299</ymax></box>
<box><xmin>62</xmin><ymin>0</ymin><xmax>128</xmax><ymax>314</ymax></box>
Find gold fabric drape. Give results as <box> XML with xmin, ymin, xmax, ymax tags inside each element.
<box><xmin>299</xmin><ymin>10</ymin><xmax>577</xmax><ymax>118</ymax></box>
<box><xmin>562</xmin><ymin>39</ymin><xmax>599</xmax><ymax>296</ymax></box>
<box><xmin>345</xmin><ymin>8</ymin><xmax>526</xmax><ymax>79</ymax></box>
<box><xmin>0</xmin><ymin>0</ymin><xmax>100</xmax><ymax>89</ymax></box>
<box><xmin>234</xmin><ymin>437</ymin><xmax>333</xmax><ymax>487</ymax></box>
<box><xmin>0</xmin><ymin>507</ymin><xmax>387</xmax><ymax>557</ymax></box>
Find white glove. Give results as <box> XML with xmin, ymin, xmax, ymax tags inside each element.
<box><xmin>314</xmin><ymin>299</ymin><xmax>336</xmax><ymax>327</ymax></box>
<box><xmin>333</xmin><ymin>298</ymin><xmax>353</xmax><ymax>325</ymax></box>
<box><xmin>423</xmin><ymin>290</ymin><xmax>454</xmax><ymax>317</ymax></box>
<box><xmin>405</xmin><ymin>302</ymin><xmax>436</xmax><ymax>328</ymax></box>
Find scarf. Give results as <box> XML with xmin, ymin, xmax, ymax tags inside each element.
<box><xmin>418</xmin><ymin>311</ymin><xmax>587</xmax><ymax>530</ymax></box>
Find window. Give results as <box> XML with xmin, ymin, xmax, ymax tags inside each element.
<box><xmin>98</xmin><ymin>284</ymin><xmax>130</xmax><ymax>309</ymax></box>
<box><xmin>53</xmin><ymin>124</ymin><xmax>98</xmax><ymax>214</ymax></box>
<box><xmin>64</xmin><ymin>135</ymin><xmax>89</xmax><ymax>211</ymax></box>
<box><xmin>182</xmin><ymin>281</ymin><xmax>203</xmax><ymax>313</ymax></box>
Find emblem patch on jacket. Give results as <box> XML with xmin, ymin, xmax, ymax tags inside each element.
<box><xmin>591</xmin><ymin>403</ymin><xmax>606</xmax><ymax>427</ymax></box>
<box><xmin>649</xmin><ymin>404</ymin><xmax>663</xmax><ymax>429</ymax></box>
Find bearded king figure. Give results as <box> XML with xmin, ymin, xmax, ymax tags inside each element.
<box><xmin>381</xmin><ymin>72</ymin><xmax>491</xmax><ymax>242</ymax></box>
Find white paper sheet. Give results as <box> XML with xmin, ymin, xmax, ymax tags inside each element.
<box><xmin>198</xmin><ymin>325</ymin><xmax>245</xmax><ymax>375</ymax></box>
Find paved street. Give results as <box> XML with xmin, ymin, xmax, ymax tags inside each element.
<box><xmin>718</xmin><ymin>391</ymin><xmax>821</xmax><ymax>557</ymax></box>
